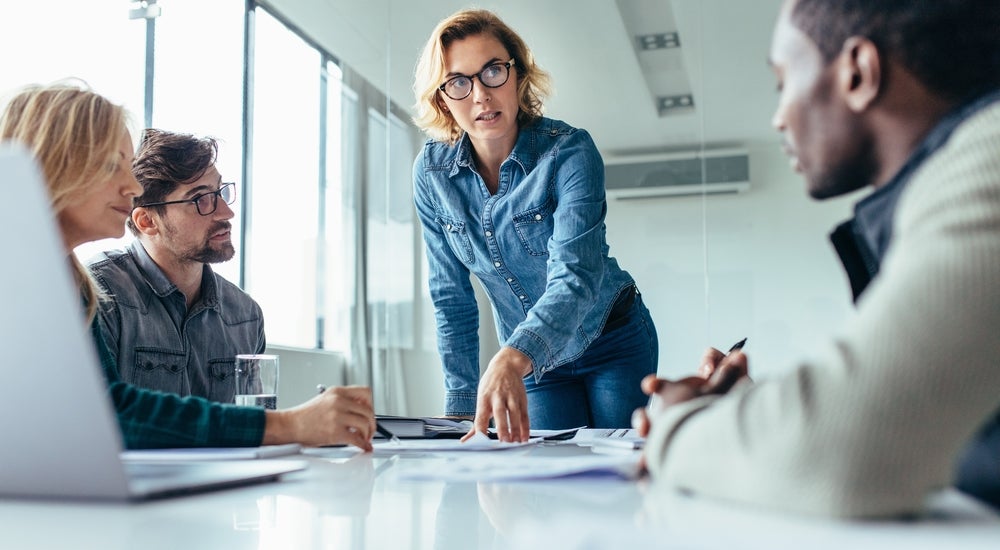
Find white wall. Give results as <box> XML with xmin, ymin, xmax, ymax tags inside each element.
<box><xmin>603</xmin><ymin>144</ymin><xmax>858</xmax><ymax>379</ymax></box>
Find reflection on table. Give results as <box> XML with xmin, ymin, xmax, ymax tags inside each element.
<box><xmin>1</xmin><ymin>443</ymin><xmax>998</xmax><ymax>549</ymax></box>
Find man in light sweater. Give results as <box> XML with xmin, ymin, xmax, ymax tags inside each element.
<box><xmin>636</xmin><ymin>0</ymin><xmax>1000</xmax><ymax>517</ymax></box>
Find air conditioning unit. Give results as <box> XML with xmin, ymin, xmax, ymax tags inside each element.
<box><xmin>604</xmin><ymin>147</ymin><xmax>750</xmax><ymax>199</ymax></box>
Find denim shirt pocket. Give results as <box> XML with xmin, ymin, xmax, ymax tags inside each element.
<box><xmin>512</xmin><ymin>201</ymin><xmax>554</xmax><ymax>257</ymax></box>
<box><xmin>435</xmin><ymin>215</ymin><xmax>475</xmax><ymax>264</ymax></box>
<box><xmin>208</xmin><ymin>358</ymin><xmax>237</xmax><ymax>403</ymax></box>
<box><xmin>132</xmin><ymin>348</ymin><xmax>188</xmax><ymax>395</ymax></box>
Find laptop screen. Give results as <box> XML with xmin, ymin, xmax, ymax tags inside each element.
<box><xmin>0</xmin><ymin>145</ymin><xmax>132</xmax><ymax>499</ymax></box>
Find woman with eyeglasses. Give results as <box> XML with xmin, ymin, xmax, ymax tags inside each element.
<box><xmin>412</xmin><ymin>9</ymin><xmax>659</xmax><ymax>442</ymax></box>
<box><xmin>0</xmin><ymin>81</ymin><xmax>376</xmax><ymax>450</ymax></box>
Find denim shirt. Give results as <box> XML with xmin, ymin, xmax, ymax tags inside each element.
<box><xmin>92</xmin><ymin>315</ymin><xmax>265</xmax><ymax>449</ymax></box>
<box><xmin>413</xmin><ymin>117</ymin><xmax>635</xmax><ymax>415</ymax></box>
<box><xmin>88</xmin><ymin>240</ymin><xmax>266</xmax><ymax>403</ymax></box>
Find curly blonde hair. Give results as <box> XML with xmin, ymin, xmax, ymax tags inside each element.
<box><xmin>0</xmin><ymin>81</ymin><xmax>129</xmax><ymax>321</ymax></box>
<box><xmin>412</xmin><ymin>9</ymin><xmax>552</xmax><ymax>145</ymax></box>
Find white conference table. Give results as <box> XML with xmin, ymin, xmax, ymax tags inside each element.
<box><xmin>1</xmin><ymin>441</ymin><xmax>998</xmax><ymax>550</ymax></box>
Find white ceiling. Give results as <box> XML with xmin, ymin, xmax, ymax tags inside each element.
<box><xmin>271</xmin><ymin>0</ymin><xmax>785</xmax><ymax>155</ymax></box>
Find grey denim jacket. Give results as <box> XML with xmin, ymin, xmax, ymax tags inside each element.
<box><xmin>88</xmin><ymin>241</ymin><xmax>265</xmax><ymax>403</ymax></box>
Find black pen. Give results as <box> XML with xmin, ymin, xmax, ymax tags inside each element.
<box><xmin>727</xmin><ymin>337</ymin><xmax>747</xmax><ymax>354</ymax></box>
<box><xmin>317</xmin><ymin>384</ymin><xmax>401</xmax><ymax>444</ymax></box>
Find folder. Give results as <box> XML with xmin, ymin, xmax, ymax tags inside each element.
<box><xmin>375</xmin><ymin>416</ymin><xmax>470</xmax><ymax>439</ymax></box>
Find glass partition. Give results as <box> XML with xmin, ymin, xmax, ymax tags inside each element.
<box><xmin>373</xmin><ymin>0</ymin><xmax>855</xmax><ymax>415</ymax></box>
<box><xmin>0</xmin><ymin>0</ymin><xmax>855</xmax><ymax>420</ymax></box>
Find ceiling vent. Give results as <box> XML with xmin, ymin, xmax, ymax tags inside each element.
<box><xmin>604</xmin><ymin>148</ymin><xmax>750</xmax><ymax>199</ymax></box>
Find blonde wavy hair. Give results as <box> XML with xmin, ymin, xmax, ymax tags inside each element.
<box><xmin>0</xmin><ymin>81</ymin><xmax>129</xmax><ymax>321</ymax></box>
<box><xmin>412</xmin><ymin>9</ymin><xmax>552</xmax><ymax>145</ymax></box>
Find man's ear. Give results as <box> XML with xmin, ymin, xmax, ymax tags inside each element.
<box><xmin>131</xmin><ymin>207</ymin><xmax>160</xmax><ymax>237</ymax></box>
<box><xmin>838</xmin><ymin>36</ymin><xmax>881</xmax><ymax>112</ymax></box>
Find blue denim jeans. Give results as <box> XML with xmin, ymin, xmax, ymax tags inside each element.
<box><xmin>524</xmin><ymin>293</ymin><xmax>658</xmax><ymax>429</ymax></box>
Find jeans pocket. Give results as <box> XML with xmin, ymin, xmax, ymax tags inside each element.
<box><xmin>132</xmin><ymin>348</ymin><xmax>187</xmax><ymax>395</ymax></box>
<box><xmin>209</xmin><ymin>358</ymin><xmax>237</xmax><ymax>403</ymax></box>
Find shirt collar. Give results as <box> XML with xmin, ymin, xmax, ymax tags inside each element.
<box><xmin>852</xmin><ymin>87</ymin><xmax>1000</xmax><ymax>258</ymax></box>
<box><xmin>127</xmin><ymin>240</ymin><xmax>219</xmax><ymax>308</ymax></box>
<box><xmin>446</xmin><ymin>124</ymin><xmax>535</xmax><ymax>178</ymax></box>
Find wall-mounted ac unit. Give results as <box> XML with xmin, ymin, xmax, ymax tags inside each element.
<box><xmin>604</xmin><ymin>147</ymin><xmax>750</xmax><ymax>199</ymax></box>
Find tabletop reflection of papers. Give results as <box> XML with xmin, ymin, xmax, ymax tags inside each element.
<box><xmin>391</xmin><ymin>452</ymin><xmax>641</xmax><ymax>482</ymax></box>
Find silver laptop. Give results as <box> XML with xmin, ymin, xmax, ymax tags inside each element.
<box><xmin>0</xmin><ymin>144</ymin><xmax>306</xmax><ymax>500</ymax></box>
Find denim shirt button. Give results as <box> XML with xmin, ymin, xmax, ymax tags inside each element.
<box><xmin>534</xmin><ymin>214</ymin><xmax>542</xmax><ymax>221</ymax></box>
<box><xmin>507</xmin><ymin>278</ymin><xmax>513</xmax><ymax>283</ymax></box>
<box><xmin>494</xmin><ymin>261</ymin><xmax>501</xmax><ymax>267</ymax></box>
<box><xmin>446</xmin><ymin>224</ymin><xmax>453</xmax><ymax>230</ymax></box>
<box><xmin>519</xmin><ymin>295</ymin><xmax>526</xmax><ymax>300</ymax></box>
<box><xmin>485</xmin><ymin>231</ymin><xmax>492</xmax><ymax>237</ymax></box>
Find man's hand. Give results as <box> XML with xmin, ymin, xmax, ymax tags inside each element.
<box><xmin>462</xmin><ymin>347</ymin><xmax>532</xmax><ymax>443</ymax></box>
<box><xmin>632</xmin><ymin>349</ymin><xmax>750</xmax><ymax>438</ymax></box>
<box><xmin>263</xmin><ymin>385</ymin><xmax>376</xmax><ymax>451</ymax></box>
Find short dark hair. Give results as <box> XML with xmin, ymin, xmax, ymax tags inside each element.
<box><xmin>791</xmin><ymin>0</ymin><xmax>1000</xmax><ymax>101</ymax></box>
<box><xmin>128</xmin><ymin>128</ymin><xmax>219</xmax><ymax>234</ymax></box>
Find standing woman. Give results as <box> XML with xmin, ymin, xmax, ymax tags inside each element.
<box><xmin>0</xmin><ymin>81</ymin><xmax>376</xmax><ymax>450</ymax></box>
<box><xmin>412</xmin><ymin>9</ymin><xmax>658</xmax><ymax>441</ymax></box>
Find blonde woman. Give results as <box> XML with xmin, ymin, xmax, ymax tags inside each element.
<box><xmin>0</xmin><ymin>81</ymin><xmax>375</xmax><ymax>450</ymax></box>
<box><xmin>412</xmin><ymin>10</ymin><xmax>658</xmax><ymax>441</ymax></box>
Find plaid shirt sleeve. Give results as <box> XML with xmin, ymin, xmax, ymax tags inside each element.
<box><xmin>92</xmin><ymin>318</ymin><xmax>266</xmax><ymax>449</ymax></box>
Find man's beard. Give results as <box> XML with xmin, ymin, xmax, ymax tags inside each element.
<box><xmin>189</xmin><ymin>240</ymin><xmax>235</xmax><ymax>264</ymax></box>
<box><xmin>168</xmin><ymin>221</ymin><xmax>236</xmax><ymax>264</ymax></box>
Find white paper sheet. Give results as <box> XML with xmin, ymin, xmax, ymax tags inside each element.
<box><xmin>370</xmin><ymin>432</ymin><xmax>541</xmax><ymax>454</ymax></box>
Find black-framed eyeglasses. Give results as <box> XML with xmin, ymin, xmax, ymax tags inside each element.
<box><xmin>138</xmin><ymin>182</ymin><xmax>236</xmax><ymax>216</ymax></box>
<box><xmin>438</xmin><ymin>59</ymin><xmax>516</xmax><ymax>101</ymax></box>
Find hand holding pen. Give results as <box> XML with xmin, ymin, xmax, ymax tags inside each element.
<box><xmin>697</xmin><ymin>337</ymin><xmax>747</xmax><ymax>380</ymax></box>
<box><xmin>317</xmin><ymin>385</ymin><xmax>401</xmax><ymax>444</ymax></box>
<box><xmin>632</xmin><ymin>338</ymin><xmax>750</xmax><ymax>438</ymax></box>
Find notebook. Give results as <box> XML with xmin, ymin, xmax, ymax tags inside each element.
<box><xmin>375</xmin><ymin>415</ymin><xmax>470</xmax><ymax>438</ymax></box>
<box><xmin>0</xmin><ymin>145</ymin><xmax>307</xmax><ymax>500</ymax></box>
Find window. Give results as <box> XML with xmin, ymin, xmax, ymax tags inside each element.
<box><xmin>3</xmin><ymin>2</ymin><xmax>419</xmax><ymax>361</ymax></box>
<box><xmin>150</xmin><ymin>0</ymin><xmax>246</xmax><ymax>284</ymax></box>
<box><xmin>322</xmin><ymin>62</ymin><xmax>350</xmax><ymax>351</ymax></box>
<box><xmin>246</xmin><ymin>8</ymin><xmax>323</xmax><ymax>348</ymax></box>
<box><xmin>0</xmin><ymin>2</ymin><xmax>145</xmax><ymax>262</ymax></box>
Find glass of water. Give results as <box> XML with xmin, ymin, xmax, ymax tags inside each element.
<box><xmin>234</xmin><ymin>354</ymin><xmax>279</xmax><ymax>409</ymax></box>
